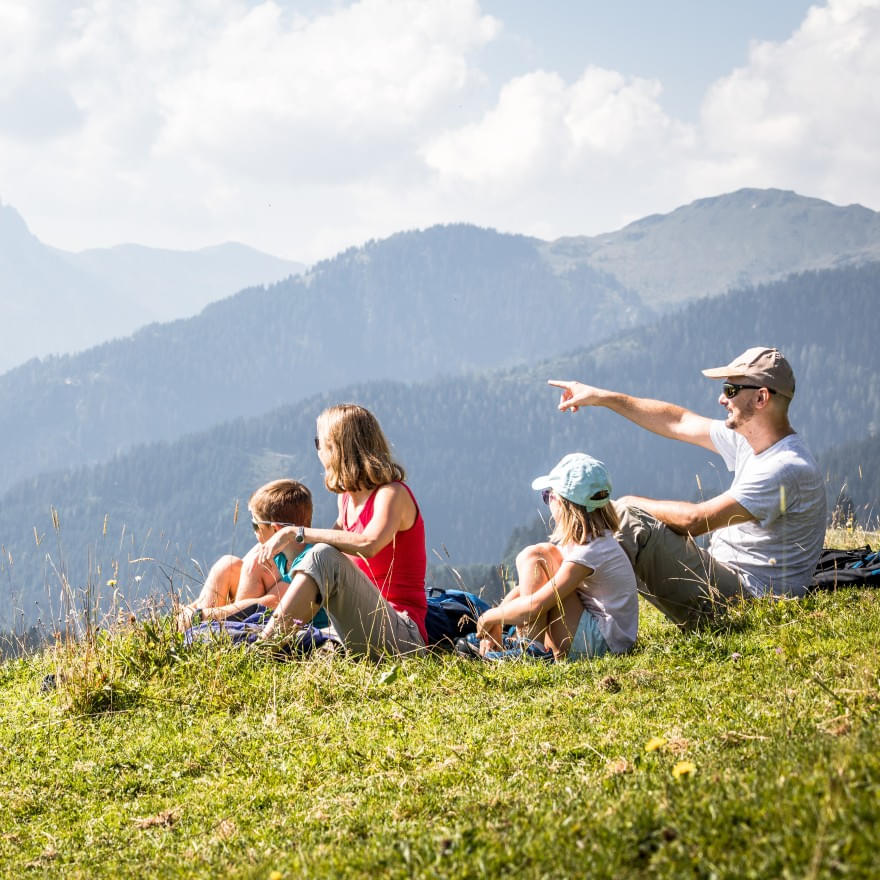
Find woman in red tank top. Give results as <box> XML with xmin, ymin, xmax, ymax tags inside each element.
<box><xmin>259</xmin><ymin>404</ymin><xmax>427</xmax><ymax>656</ymax></box>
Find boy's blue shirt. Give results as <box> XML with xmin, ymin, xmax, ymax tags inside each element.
<box><xmin>274</xmin><ymin>545</ymin><xmax>329</xmax><ymax>628</ymax></box>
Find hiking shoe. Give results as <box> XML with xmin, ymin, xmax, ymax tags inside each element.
<box><xmin>455</xmin><ymin>634</ymin><xmax>555</xmax><ymax>663</ymax></box>
<box><xmin>453</xmin><ymin>633</ymin><xmax>483</xmax><ymax>659</ymax></box>
<box><xmin>482</xmin><ymin>639</ymin><xmax>555</xmax><ymax>663</ymax></box>
<box><xmin>453</xmin><ymin>631</ymin><xmax>518</xmax><ymax>659</ymax></box>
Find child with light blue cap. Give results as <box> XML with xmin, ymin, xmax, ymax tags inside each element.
<box><xmin>467</xmin><ymin>452</ymin><xmax>638</xmax><ymax>661</ymax></box>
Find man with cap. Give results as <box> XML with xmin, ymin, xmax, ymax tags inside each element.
<box><xmin>549</xmin><ymin>347</ymin><xmax>826</xmax><ymax>628</ymax></box>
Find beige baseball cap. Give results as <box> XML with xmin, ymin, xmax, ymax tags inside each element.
<box><xmin>702</xmin><ymin>347</ymin><xmax>795</xmax><ymax>398</ymax></box>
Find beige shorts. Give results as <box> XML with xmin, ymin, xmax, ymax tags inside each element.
<box><xmin>614</xmin><ymin>502</ymin><xmax>749</xmax><ymax>629</ymax></box>
<box><xmin>292</xmin><ymin>543</ymin><xmax>426</xmax><ymax>658</ymax></box>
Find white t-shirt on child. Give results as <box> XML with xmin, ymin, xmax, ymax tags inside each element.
<box><xmin>564</xmin><ymin>534</ymin><xmax>638</xmax><ymax>654</ymax></box>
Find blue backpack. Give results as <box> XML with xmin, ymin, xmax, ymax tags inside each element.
<box><xmin>810</xmin><ymin>546</ymin><xmax>880</xmax><ymax>590</ymax></box>
<box><xmin>424</xmin><ymin>588</ymin><xmax>492</xmax><ymax>649</ymax></box>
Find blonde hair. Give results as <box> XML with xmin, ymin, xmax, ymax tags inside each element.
<box><xmin>249</xmin><ymin>479</ymin><xmax>312</xmax><ymax>525</ymax></box>
<box><xmin>317</xmin><ymin>404</ymin><xmax>405</xmax><ymax>493</ymax></box>
<box><xmin>550</xmin><ymin>493</ymin><xmax>618</xmax><ymax>546</ymax></box>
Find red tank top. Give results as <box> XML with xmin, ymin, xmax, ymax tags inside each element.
<box><xmin>341</xmin><ymin>482</ymin><xmax>428</xmax><ymax>642</ymax></box>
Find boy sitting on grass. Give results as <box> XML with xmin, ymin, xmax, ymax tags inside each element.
<box><xmin>176</xmin><ymin>479</ymin><xmax>327</xmax><ymax>630</ymax></box>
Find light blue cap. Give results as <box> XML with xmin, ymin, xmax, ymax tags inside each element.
<box><xmin>531</xmin><ymin>453</ymin><xmax>612</xmax><ymax>511</ymax></box>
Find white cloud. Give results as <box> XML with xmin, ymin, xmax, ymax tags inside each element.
<box><xmin>693</xmin><ymin>0</ymin><xmax>880</xmax><ymax>203</ymax></box>
<box><xmin>153</xmin><ymin>0</ymin><xmax>499</xmax><ymax>182</ymax></box>
<box><xmin>0</xmin><ymin>0</ymin><xmax>877</xmax><ymax>263</ymax></box>
<box><xmin>0</xmin><ymin>0</ymin><xmax>501</xmax><ymax>257</ymax></box>
<box><xmin>421</xmin><ymin>0</ymin><xmax>880</xmax><ymax>240</ymax></box>
<box><xmin>424</xmin><ymin>66</ymin><xmax>692</xmax><ymax>181</ymax></box>
<box><xmin>420</xmin><ymin>66</ymin><xmax>696</xmax><ymax>240</ymax></box>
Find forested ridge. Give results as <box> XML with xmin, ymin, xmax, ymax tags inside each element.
<box><xmin>1</xmin><ymin>263</ymin><xmax>877</xmax><ymax>630</ymax></box>
<box><xmin>0</xmin><ymin>224</ymin><xmax>640</xmax><ymax>495</ymax></box>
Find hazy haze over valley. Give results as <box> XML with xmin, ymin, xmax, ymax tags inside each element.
<box><xmin>0</xmin><ymin>203</ymin><xmax>304</xmax><ymax>374</ymax></box>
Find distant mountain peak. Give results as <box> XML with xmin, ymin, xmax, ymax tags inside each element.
<box><xmin>0</xmin><ymin>202</ymin><xmax>37</xmax><ymax>242</ymax></box>
<box><xmin>0</xmin><ymin>201</ymin><xmax>306</xmax><ymax>374</ymax></box>
<box><xmin>541</xmin><ymin>187</ymin><xmax>880</xmax><ymax>304</ymax></box>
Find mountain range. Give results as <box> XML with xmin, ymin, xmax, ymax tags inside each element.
<box><xmin>0</xmin><ymin>202</ymin><xmax>304</xmax><ymax>374</ymax></box>
<box><xmin>545</xmin><ymin>187</ymin><xmax>880</xmax><ymax>305</ymax></box>
<box><xmin>2</xmin><ymin>188</ymin><xmax>880</xmax><ymax>498</ymax></box>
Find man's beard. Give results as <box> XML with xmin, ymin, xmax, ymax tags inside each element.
<box><xmin>726</xmin><ymin>397</ymin><xmax>758</xmax><ymax>430</ymax></box>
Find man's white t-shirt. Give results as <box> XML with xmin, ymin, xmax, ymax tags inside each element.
<box><xmin>708</xmin><ymin>421</ymin><xmax>826</xmax><ymax>597</ymax></box>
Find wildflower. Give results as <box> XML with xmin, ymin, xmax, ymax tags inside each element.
<box><xmin>645</xmin><ymin>736</ymin><xmax>667</xmax><ymax>752</ymax></box>
<box><xmin>672</xmin><ymin>761</ymin><xmax>697</xmax><ymax>779</ymax></box>
<box><xmin>106</xmin><ymin>579</ymin><xmax>117</xmax><ymax>587</ymax></box>
<box><xmin>269</xmin><ymin>871</ymin><xmax>283</xmax><ymax>880</ymax></box>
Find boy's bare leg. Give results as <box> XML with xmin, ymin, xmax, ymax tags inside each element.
<box><xmin>189</xmin><ymin>544</ymin><xmax>280</xmax><ymax>609</ymax></box>
<box><xmin>263</xmin><ymin>572</ymin><xmax>323</xmax><ymax>638</ymax></box>
<box><xmin>188</xmin><ymin>555</ymin><xmax>243</xmax><ymax>609</ymax></box>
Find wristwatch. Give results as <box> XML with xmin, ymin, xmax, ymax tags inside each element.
<box><xmin>295</xmin><ymin>526</ymin><xmax>305</xmax><ymax>543</ymax></box>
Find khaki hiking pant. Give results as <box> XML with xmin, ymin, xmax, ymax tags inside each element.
<box><xmin>294</xmin><ymin>543</ymin><xmax>426</xmax><ymax>659</ymax></box>
<box><xmin>613</xmin><ymin>502</ymin><xmax>750</xmax><ymax>629</ymax></box>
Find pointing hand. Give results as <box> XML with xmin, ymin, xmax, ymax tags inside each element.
<box><xmin>547</xmin><ymin>379</ymin><xmax>598</xmax><ymax>412</ymax></box>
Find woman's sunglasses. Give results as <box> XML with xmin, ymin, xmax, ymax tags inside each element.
<box><xmin>541</xmin><ymin>488</ymin><xmax>553</xmax><ymax>505</ymax></box>
<box><xmin>722</xmin><ymin>382</ymin><xmax>776</xmax><ymax>399</ymax></box>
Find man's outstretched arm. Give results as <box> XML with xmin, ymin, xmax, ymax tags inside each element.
<box><xmin>618</xmin><ymin>492</ymin><xmax>755</xmax><ymax>537</ymax></box>
<box><xmin>548</xmin><ymin>379</ymin><xmax>716</xmax><ymax>451</ymax></box>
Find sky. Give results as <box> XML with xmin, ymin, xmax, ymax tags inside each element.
<box><xmin>0</xmin><ymin>0</ymin><xmax>877</xmax><ymax>264</ymax></box>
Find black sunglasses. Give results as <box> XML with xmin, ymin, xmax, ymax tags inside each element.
<box><xmin>722</xmin><ymin>382</ymin><xmax>777</xmax><ymax>399</ymax></box>
<box><xmin>314</xmin><ymin>436</ymin><xmax>320</xmax><ymax>450</ymax></box>
<box><xmin>541</xmin><ymin>488</ymin><xmax>553</xmax><ymax>505</ymax></box>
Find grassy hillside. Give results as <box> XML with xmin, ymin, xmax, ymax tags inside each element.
<box><xmin>2</xmin><ymin>564</ymin><xmax>878</xmax><ymax>878</ymax></box>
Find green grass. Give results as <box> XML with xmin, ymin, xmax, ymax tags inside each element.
<box><xmin>2</xmin><ymin>558</ymin><xmax>880</xmax><ymax>877</ymax></box>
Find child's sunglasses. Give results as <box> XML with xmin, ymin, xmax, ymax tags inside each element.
<box><xmin>251</xmin><ymin>518</ymin><xmax>297</xmax><ymax>533</ymax></box>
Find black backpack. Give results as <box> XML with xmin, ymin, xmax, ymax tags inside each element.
<box><xmin>809</xmin><ymin>546</ymin><xmax>880</xmax><ymax>591</ymax></box>
<box><xmin>424</xmin><ymin>588</ymin><xmax>492</xmax><ymax>649</ymax></box>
